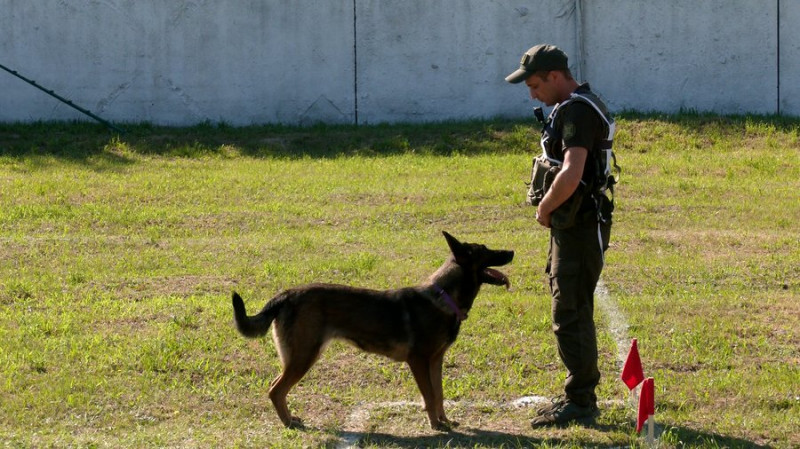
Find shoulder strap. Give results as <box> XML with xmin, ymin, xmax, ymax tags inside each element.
<box><xmin>568</xmin><ymin>93</ymin><xmax>615</xmax><ymax>142</ymax></box>
<box><xmin>566</xmin><ymin>92</ymin><xmax>621</xmax><ymax>204</ymax></box>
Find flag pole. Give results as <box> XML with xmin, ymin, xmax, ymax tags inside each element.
<box><xmin>647</xmin><ymin>415</ymin><xmax>655</xmax><ymax>446</ymax></box>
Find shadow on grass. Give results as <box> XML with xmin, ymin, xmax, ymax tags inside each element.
<box><xmin>325</xmin><ymin>421</ymin><xmax>777</xmax><ymax>449</ymax></box>
<box><xmin>658</xmin><ymin>424</ymin><xmax>776</xmax><ymax>449</ymax></box>
<box><xmin>331</xmin><ymin>428</ymin><xmax>553</xmax><ymax>449</ymax></box>
<box><xmin>0</xmin><ymin>119</ymin><xmax>532</xmax><ymax>168</ymax></box>
<box><xmin>615</xmin><ymin>109</ymin><xmax>800</xmax><ymax>132</ymax></box>
<box><xmin>2</xmin><ymin>113</ymin><xmax>798</xmax><ymax>170</ymax></box>
<box><xmin>6</xmin><ymin>113</ymin><xmax>798</xmax><ymax>162</ymax></box>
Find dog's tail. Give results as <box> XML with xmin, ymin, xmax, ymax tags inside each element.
<box><xmin>232</xmin><ymin>291</ymin><xmax>280</xmax><ymax>338</ymax></box>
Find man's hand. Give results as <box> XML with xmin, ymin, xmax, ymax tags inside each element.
<box><xmin>535</xmin><ymin>209</ymin><xmax>551</xmax><ymax>228</ymax></box>
<box><xmin>535</xmin><ymin>146</ymin><xmax>588</xmax><ymax>228</ymax></box>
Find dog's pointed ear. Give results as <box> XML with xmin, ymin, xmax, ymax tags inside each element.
<box><xmin>443</xmin><ymin>231</ymin><xmax>468</xmax><ymax>260</ymax></box>
<box><xmin>442</xmin><ymin>231</ymin><xmax>459</xmax><ymax>248</ymax></box>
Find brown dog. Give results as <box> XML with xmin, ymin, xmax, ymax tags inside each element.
<box><xmin>232</xmin><ymin>231</ymin><xmax>513</xmax><ymax>430</ymax></box>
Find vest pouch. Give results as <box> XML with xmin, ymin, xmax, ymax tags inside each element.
<box><xmin>527</xmin><ymin>156</ymin><xmax>559</xmax><ymax>206</ymax></box>
<box><xmin>597</xmin><ymin>193</ymin><xmax>613</xmax><ymax>251</ymax></box>
<box><xmin>597</xmin><ymin>192</ymin><xmax>614</xmax><ymax>225</ymax></box>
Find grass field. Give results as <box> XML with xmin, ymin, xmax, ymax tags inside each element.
<box><xmin>1</xmin><ymin>115</ymin><xmax>798</xmax><ymax>448</ymax></box>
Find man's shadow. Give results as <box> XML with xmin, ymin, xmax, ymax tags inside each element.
<box><xmin>326</xmin><ymin>421</ymin><xmax>776</xmax><ymax>448</ymax></box>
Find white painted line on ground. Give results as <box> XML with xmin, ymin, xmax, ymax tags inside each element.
<box><xmin>508</xmin><ymin>395</ymin><xmax>551</xmax><ymax>408</ymax></box>
<box><xmin>596</xmin><ymin>278</ymin><xmax>661</xmax><ymax>441</ymax></box>
<box><xmin>338</xmin><ymin>401</ymin><xmax>411</xmax><ymax>448</ymax></box>
<box><xmin>595</xmin><ymin>278</ymin><xmax>631</xmax><ymax>366</ymax></box>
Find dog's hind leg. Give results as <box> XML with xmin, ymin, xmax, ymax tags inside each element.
<box><xmin>268</xmin><ymin>373</ymin><xmax>307</xmax><ymax>429</ymax></box>
<box><xmin>268</xmin><ymin>337</ymin><xmax>324</xmax><ymax>429</ymax></box>
<box><xmin>268</xmin><ymin>372</ymin><xmax>302</xmax><ymax>428</ymax></box>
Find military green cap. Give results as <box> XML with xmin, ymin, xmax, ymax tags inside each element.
<box><xmin>505</xmin><ymin>44</ymin><xmax>568</xmax><ymax>84</ymax></box>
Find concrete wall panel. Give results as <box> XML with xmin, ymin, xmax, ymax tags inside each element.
<box><xmin>1</xmin><ymin>1</ymin><xmax>355</xmax><ymax>125</ymax></box>
<box><xmin>582</xmin><ymin>0</ymin><xmax>778</xmax><ymax>115</ymax></box>
<box><xmin>355</xmin><ymin>0</ymin><xmax>577</xmax><ymax>123</ymax></box>
<box><xmin>780</xmin><ymin>0</ymin><xmax>800</xmax><ymax>116</ymax></box>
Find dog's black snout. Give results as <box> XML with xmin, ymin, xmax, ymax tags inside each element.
<box><xmin>493</xmin><ymin>249</ymin><xmax>514</xmax><ymax>266</ymax></box>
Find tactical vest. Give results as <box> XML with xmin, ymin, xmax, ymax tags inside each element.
<box><xmin>529</xmin><ymin>90</ymin><xmax>620</xmax><ymax>224</ymax></box>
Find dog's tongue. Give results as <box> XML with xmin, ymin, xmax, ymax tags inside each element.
<box><xmin>484</xmin><ymin>268</ymin><xmax>511</xmax><ymax>289</ymax></box>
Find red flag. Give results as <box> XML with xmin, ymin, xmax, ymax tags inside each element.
<box><xmin>636</xmin><ymin>377</ymin><xmax>655</xmax><ymax>433</ymax></box>
<box><xmin>621</xmin><ymin>338</ymin><xmax>645</xmax><ymax>390</ymax></box>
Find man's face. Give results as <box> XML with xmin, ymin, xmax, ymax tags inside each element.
<box><xmin>525</xmin><ymin>72</ymin><xmax>556</xmax><ymax>106</ymax></box>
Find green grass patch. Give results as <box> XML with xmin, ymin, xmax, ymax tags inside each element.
<box><xmin>1</xmin><ymin>115</ymin><xmax>798</xmax><ymax>447</ymax></box>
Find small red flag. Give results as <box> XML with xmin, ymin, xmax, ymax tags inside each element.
<box><xmin>636</xmin><ymin>377</ymin><xmax>655</xmax><ymax>433</ymax></box>
<box><xmin>621</xmin><ymin>338</ymin><xmax>645</xmax><ymax>390</ymax></box>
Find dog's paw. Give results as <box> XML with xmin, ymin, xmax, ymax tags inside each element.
<box><xmin>431</xmin><ymin>418</ymin><xmax>459</xmax><ymax>432</ymax></box>
<box><xmin>286</xmin><ymin>416</ymin><xmax>305</xmax><ymax>430</ymax></box>
<box><xmin>431</xmin><ymin>421</ymin><xmax>450</xmax><ymax>432</ymax></box>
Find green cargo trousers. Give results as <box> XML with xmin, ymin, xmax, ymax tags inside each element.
<box><xmin>546</xmin><ymin>219</ymin><xmax>610</xmax><ymax>407</ymax></box>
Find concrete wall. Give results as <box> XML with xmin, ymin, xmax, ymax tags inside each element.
<box><xmin>584</xmin><ymin>0</ymin><xmax>779</xmax><ymax>115</ymax></box>
<box><xmin>0</xmin><ymin>0</ymin><xmax>796</xmax><ymax>126</ymax></box>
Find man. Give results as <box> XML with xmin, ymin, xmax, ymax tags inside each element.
<box><xmin>505</xmin><ymin>44</ymin><xmax>617</xmax><ymax>428</ymax></box>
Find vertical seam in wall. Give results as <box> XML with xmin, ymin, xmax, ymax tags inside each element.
<box><xmin>777</xmin><ymin>0</ymin><xmax>781</xmax><ymax>115</ymax></box>
<box><xmin>575</xmin><ymin>0</ymin><xmax>585</xmax><ymax>82</ymax></box>
<box><xmin>353</xmin><ymin>0</ymin><xmax>359</xmax><ymax>125</ymax></box>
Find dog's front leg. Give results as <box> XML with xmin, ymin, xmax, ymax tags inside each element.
<box><xmin>429</xmin><ymin>351</ymin><xmax>458</xmax><ymax>429</ymax></box>
<box><xmin>407</xmin><ymin>356</ymin><xmax>447</xmax><ymax>431</ymax></box>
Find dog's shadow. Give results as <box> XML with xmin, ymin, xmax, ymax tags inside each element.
<box><xmin>329</xmin><ymin>427</ymin><xmax>554</xmax><ymax>448</ymax></box>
